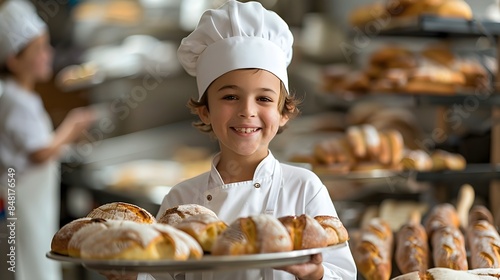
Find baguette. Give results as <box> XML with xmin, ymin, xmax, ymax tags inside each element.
<box><xmin>395</xmin><ymin>211</ymin><xmax>429</xmax><ymax>274</ymax></box>
<box><xmin>424</xmin><ymin>203</ymin><xmax>460</xmax><ymax>237</ymax></box>
<box><xmin>467</xmin><ymin>220</ymin><xmax>500</xmax><ymax>269</ymax></box>
<box><xmin>353</xmin><ymin>218</ymin><xmax>393</xmax><ymax>280</ymax></box>
<box><xmin>469</xmin><ymin>205</ymin><xmax>495</xmax><ymax>226</ymax></box>
<box><xmin>431</xmin><ymin>225</ymin><xmax>468</xmax><ymax>270</ymax></box>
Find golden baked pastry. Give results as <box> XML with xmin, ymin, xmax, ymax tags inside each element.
<box><xmin>278</xmin><ymin>214</ymin><xmax>329</xmax><ymax>250</ymax></box>
<box><xmin>174</xmin><ymin>214</ymin><xmax>228</xmax><ymax>252</ymax></box>
<box><xmin>67</xmin><ymin>220</ymin><xmax>113</xmax><ymax>257</ymax></box>
<box><xmin>211</xmin><ymin>214</ymin><xmax>292</xmax><ymax>256</ymax></box>
<box><xmin>314</xmin><ymin>215</ymin><xmax>349</xmax><ymax>246</ymax></box>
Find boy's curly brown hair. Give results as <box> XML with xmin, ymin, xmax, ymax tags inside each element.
<box><xmin>188</xmin><ymin>81</ymin><xmax>301</xmax><ymax>135</ymax></box>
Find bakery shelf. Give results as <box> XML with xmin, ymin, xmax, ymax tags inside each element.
<box><xmin>317</xmin><ymin>91</ymin><xmax>500</xmax><ymax>109</ymax></box>
<box><xmin>378</xmin><ymin>16</ymin><xmax>500</xmax><ymax>37</ymax></box>
<box><xmin>412</xmin><ymin>163</ymin><xmax>500</xmax><ymax>183</ymax></box>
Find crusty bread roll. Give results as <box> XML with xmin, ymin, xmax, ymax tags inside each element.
<box><xmin>157</xmin><ymin>204</ymin><xmax>217</xmax><ymax>225</ymax></box>
<box><xmin>467</xmin><ymin>220</ymin><xmax>500</xmax><ymax>269</ymax></box>
<box><xmin>353</xmin><ymin>218</ymin><xmax>393</xmax><ymax>280</ymax></box>
<box><xmin>347</xmin><ymin>126</ymin><xmax>367</xmax><ymax>159</ymax></box>
<box><xmin>79</xmin><ymin>221</ymin><xmax>200</xmax><ymax>260</ymax></box>
<box><xmin>395</xmin><ymin>211</ymin><xmax>429</xmax><ymax>274</ymax></box>
<box><xmin>86</xmin><ymin>202</ymin><xmax>156</xmax><ymax>224</ymax></box>
<box><xmin>378</xmin><ymin>129</ymin><xmax>404</xmax><ymax>167</ymax></box>
<box><xmin>51</xmin><ymin>217</ymin><xmax>106</xmax><ymax>256</ymax></box>
<box><xmin>174</xmin><ymin>214</ymin><xmax>228</xmax><ymax>252</ymax></box>
<box><xmin>432</xmin><ymin>0</ymin><xmax>473</xmax><ymax>20</ymax></box>
<box><xmin>211</xmin><ymin>214</ymin><xmax>292</xmax><ymax>256</ymax></box>
<box><xmin>314</xmin><ymin>215</ymin><xmax>349</xmax><ymax>246</ymax></box>
<box><xmin>401</xmin><ymin>149</ymin><xmax>433</xmax><ymax>171</ymax></box>
<box><xmin>361</xmin><ymin>124</ymin><xmax>381</xmax><ymax>159</ymax></box>
<box><xmin>67</xmin><ymin>220</ymin><xmax>118</xmax><ymax>257</ymax></box>
<box><xmin>151</xmin><ymin>223</ymin><xmax>203</xmax><ymax>260</ymax></box>
<box><xmin>278</xmin><ymin>214</ymin><xmax>329</xmax><ymax>250</ymax></box>
<box><xmin>431</xmin><ymin>225</ymin><xmax>468</xmax><ymax>270</ymax></box>
<box><xmin>424</xmin><ymin>203</ymin><xmax>460</xmax><ymax>238</ymax></box>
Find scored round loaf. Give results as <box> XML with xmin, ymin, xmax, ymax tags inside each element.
<box><xmin>86</xmin><ymin>202</ymin><xmax>156</xmax><ymax>224</ymax></box>
<box><xmin>51</xmin><ymin>217</ymin><xmax>107</xmax><ymax>256</ymax></box>
<box><xmin>211</xmin><ymin>214</ymin><xmax>292</xmax><ymax>256</ymax></box>
<box><xmin>157</xmin><ymin>204</ymin><xmax>217</xmax><ymax>225</ymax></box>
<box><xmin>278</xmin><ymin>214</ymin><xmax>329</xmax><ymax>250</ymax></box>
<box><xmin>314</xmin><ymin>215</ymin><xmax>349</xmax><ymax>246</ymax></box>
<box><xmin>174</xmin><ymin>214</ymin><xmax>228</xmax><ymax>252</ymax></box>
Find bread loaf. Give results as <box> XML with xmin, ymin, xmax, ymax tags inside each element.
<box><xmin>395</xmin><ymin>212</ymin><xmax>429</xmax><ymax>274</ymax></box>
<box><xmin>353</xmin><ymin>218</ymin><xmax>393</xmax><ymax>280</ymax></box>
<box><xmin>278</xmin><ymin>214</ymin><xmax>329</xmax><ymax>250</ymax></box>
<box><xmin>424</xmin><ymin>203</ymin><xmax>460</xmax><ymax>237</ymax></box>
<box><xmin>86</xmin><ymin>202</ymin><xmax>156</xmax><ymax>224</ymax></box>
<box><xmin>314</xmin><ymin>215</ymin><xmax>349</xmax><ymax>246</ymax></box>
<box><xmin>211</xmin><ymin>214</ymin><xmax>292</xmax><ymax>256</ymax></box>
<box><xmin>151</xmin><ymin>223</ymin><xmax>203</xmax><ymax>260</ymax></box>
<box><xmin>67</xmin><ymin>220</ymin><xmax>112</xmax><ymax>257</ymax></box>
<box><xmin>431</xmin><ymin>225</ymin><xmax>468</xmax><ymax>270</ymax></box>
<box><xmin>469</xmin><ymin>205</ymin><xmax>495</xmax><ymax>226</ymax></box>
<box><xmin>79</xmin><ymin>221</ymin><xmax>200</xmax><ymax>260</ymax></box>
<box><xmin>467</xmin><ymin>220</ymin><xmax>500</xmax><ymax>269</ymax></box>
<box><xmin>158</xmin><ymin>204</ymin><xmax>217</xmax><ymax>225</ymax></box>
<box><xmin>174</xmin><ymin>213</ymin><xmax>228</xmax><ymax>252</ymax></box>
<box><xmin>51</xmin><ymin>217</ymin><xmax>106</xmax><ymax>255</ymax></box>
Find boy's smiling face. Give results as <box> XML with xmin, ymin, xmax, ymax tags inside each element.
<box><xmin>199</xmin><ymin>69</ymin><xmax>289</xmax><ymax>160</ymax></box>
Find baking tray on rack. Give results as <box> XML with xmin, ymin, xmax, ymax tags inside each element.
<box><xmin>46</xmin><ymin>242</ymin><xmax>347</xmax><ymax>273</ymax></box>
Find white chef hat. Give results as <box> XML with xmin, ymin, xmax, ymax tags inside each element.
<box><xmin>177</xmin><ymin>0</ymin><xmax>294</xmax><ymax>100</ymax></box>
<box><xmin>0</xmin><ymin>0</ymin><xmax>47</xmax><ymax>65</ymax></box>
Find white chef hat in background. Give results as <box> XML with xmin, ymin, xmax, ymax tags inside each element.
<box><xmin>177</xmin><ymin>0</ymin><xmax>294</xmax><ymax>100</ymax></box>
<box><xmin>0</xmin><ymin>0</ymin><xmax>47</xmax><ymax>65</ymax></box>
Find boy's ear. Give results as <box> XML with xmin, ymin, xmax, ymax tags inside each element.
<box><xmin>197</xmin><ymin>106</ymin><xmax>210</xmax><ymax>125</ymax></box>
<box><xmin>279</xmin><ymin>114</ymin><xmax>289</xmax><ymax>127</ymax></box>
<box><xmin>5</xmin><ymin>54</ymin><xmax>18</xmax><ymax>73</ymax></box>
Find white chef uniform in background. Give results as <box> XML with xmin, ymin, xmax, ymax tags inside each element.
<box><xmin>139</xmin><ymin>1</ymin><xmax>356</xmax><ymax>279</ymax></box>
<box><xmin>0</xmin><ymin>2</ymin><xmax>62</xmax><ymax>280</ymax></box>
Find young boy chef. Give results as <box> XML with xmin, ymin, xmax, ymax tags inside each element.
<box><xmin>0</xmin><ymin>1</ymin><xmax>96</xmax><ymax>279</ymax></box>
<box><xmin>133</xmin><ymin>1</ymin><xmax>356</xmax><ymax>280</ymax></box>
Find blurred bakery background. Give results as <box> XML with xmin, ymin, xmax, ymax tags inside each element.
<box><xmin>6</xmin><ymin>0</ymin><xmax>500</xmax><ymax>279</ymax></box>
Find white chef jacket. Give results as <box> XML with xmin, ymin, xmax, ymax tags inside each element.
<box><xmin>0</xmin><ymin>78</ymin><xmax>62</xmax><ymax>280</ymax></box>
<box><xmin>139</xmin><ymin>151</ymin><xmax>356</xmax><ymax>280</ymax></box>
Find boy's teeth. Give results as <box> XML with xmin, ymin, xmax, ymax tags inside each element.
<box><xmin>235</xmin><ymin>128</ymin><xmax>257</xmax><ymax>133</ymax></box>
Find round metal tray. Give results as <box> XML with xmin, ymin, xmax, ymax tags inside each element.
<box><xmin>46</xmin><ymin>242</ymin><xmax>347</xmax><ymax>273</ymax></box>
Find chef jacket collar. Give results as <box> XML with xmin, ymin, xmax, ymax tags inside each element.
<box><xmin>209</xmin><ymin>151</ymin><xmax>277</xmax><ymax>187</ymax></box>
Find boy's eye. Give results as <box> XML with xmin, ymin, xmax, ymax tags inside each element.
<box><xmin>257</xmin><ymin>96</ymin><xmax>273</xmax><ymax>102</ymax></box>
<box><xmin>222</xmin><ymin>95</ymin><xmax>237</xmax><ymax>100</ymax></box>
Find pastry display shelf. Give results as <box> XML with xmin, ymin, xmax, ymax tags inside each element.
<box><xmin>343</xmin><ymin>14</ymin><xmax>500</xmax><ymax>220</ymax></box>
<box><xmin>377</xmin><ymin>16</ymin><xmax>500</xmax><ymax>37</ymax></box>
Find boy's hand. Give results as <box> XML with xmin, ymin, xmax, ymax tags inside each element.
<box><xmin>275</xmin><ymin>253</ymin><xmax>324</xmax><ymax>280</ymax></box>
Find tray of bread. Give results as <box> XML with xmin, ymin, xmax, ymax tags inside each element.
<box><xmin>48</xmin><ymin>202</ymin><xmax>349</xmax><ymax>273</ymax></box>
